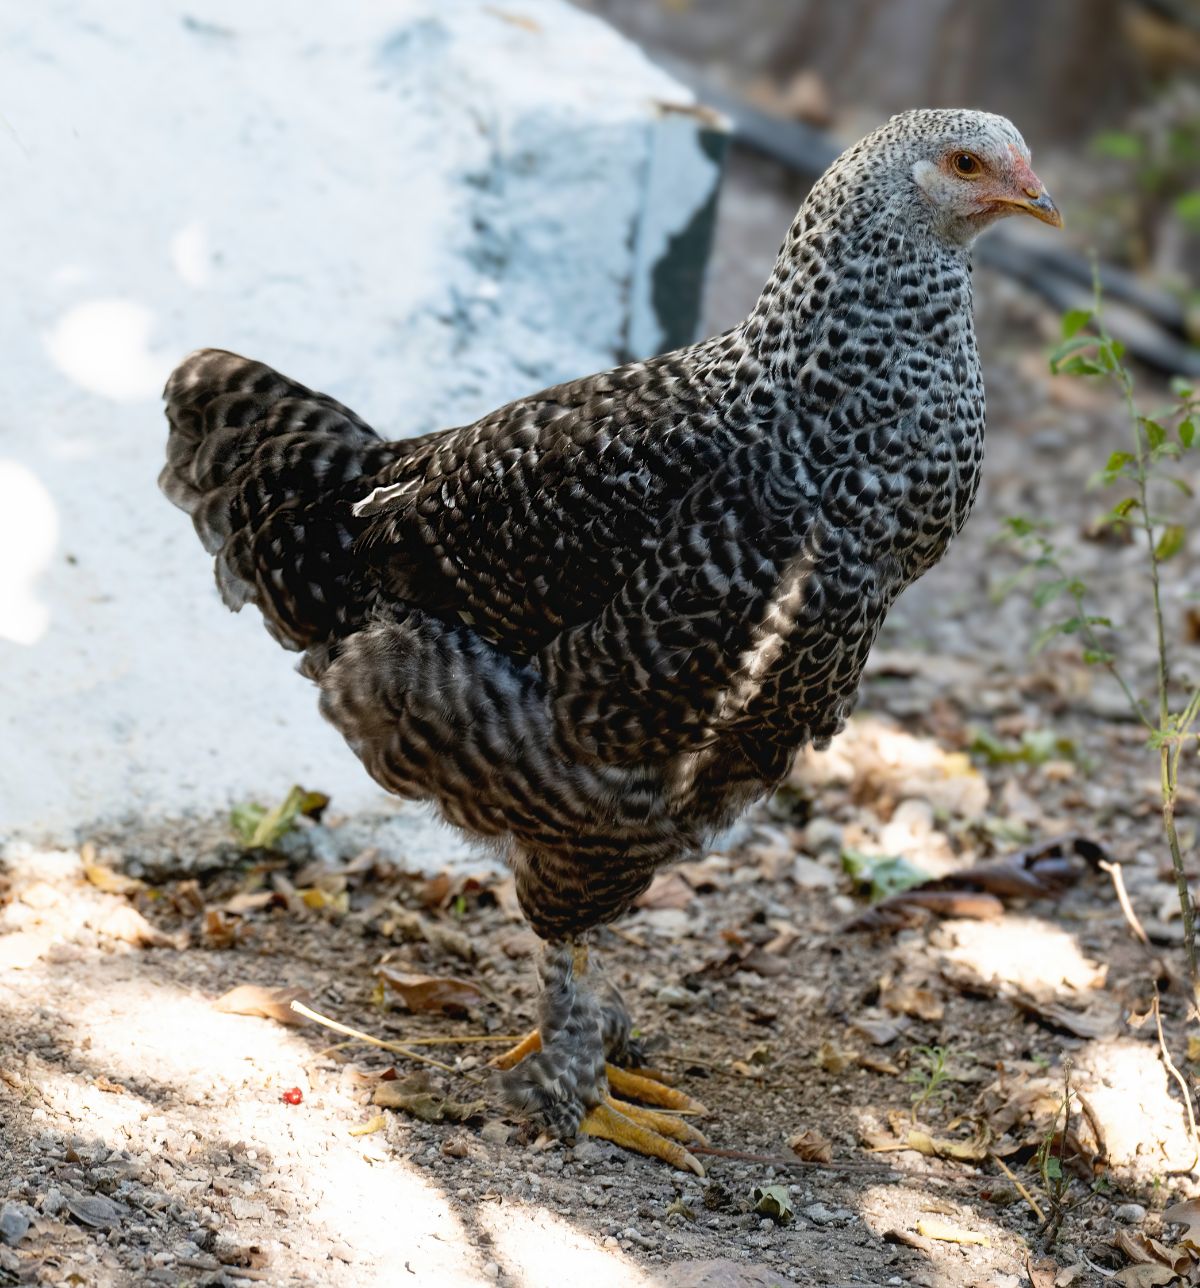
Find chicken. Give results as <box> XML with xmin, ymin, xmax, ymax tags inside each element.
<box><xmin>161</xmin><ymin>108</ymin><xmax>1060</xmax><ymax>1173</ymax></box>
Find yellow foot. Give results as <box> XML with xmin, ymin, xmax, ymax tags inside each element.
<box><xmin>490</xmin><ymin>1033</ymin><xmax>707</xmax><ymax>1117</ymax></box>
<box><xmin>489</xmin><ymin>1028</ymin><xmax>541</xmax><ymax>1072</ymax></box>
<box><xmin>580</xmin><ymin>1099</ymin><xmax>707</xmax><ymax>1176</ymax></box>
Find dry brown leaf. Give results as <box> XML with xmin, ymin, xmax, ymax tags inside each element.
<box><xmin>883</xmin><ymin>985</ymin><xmax>945</xmax><ymax>1023</ymax></box>
<box><xmin>375</xmin><ymin>967</ymin><xmax>485</xmax><ymax>1015</ymax></box>
<box><xmin>1113</xmin><ymin>1266</ymin><xmax>1180</xmax><ymax>1287</ymax></box>
<box><xmin>223</xmin><ymin>890</ymin><xmax>279</xmax><ymax>915</ymax></box>
<box><xmin>915</xmin><ymin>1219</ymin><xmax>990</xmax><ymax>1247</ymax></box>
<box><xmin>94</xmin><ymin>903</ymin><xmax>179</xmax><ymax>949</ymax></box>
<box><xmin>787</xmin><ymin>1129</ymin><xmax>833</xmax><ymax>1163</ymax></box>
<box><xmin>82</xmin><ymin>859</ymin><xmax>145</xmax><ymax>896</ymax></box>
<box><xmin>1113</xmin><ymin>1230</ymin><xmax>1194</xmax><ymax>1274</ymax></box>
<box><xmin>816</xmin><ymin>1040</ymin><xmax>854</xmax><ymax>1074</ymax></box>
<box><xmin>93</xmin><ymin>1074</ymin><xmax>128</xmax><ymax>1095</ymax></box>
<box><xmin>212</xmin><ymin>984</ymin><xmax>313</xmax><ymax>1027</ymax></box>
<box><xmin>851</xmin><ymin>1015</ymin><xmax>910</xmax><ymax>1045</ymax></box>
<box><xmin>202</xmin><ymin>907</ymin><xmax>248</xmax><ymax>948</ymax></box>
<box><xmin>634</xmin><ymin>871</ymin><xmax>694</xmax><ymax>911</ymax></box>
<box><xmin>1012</xmin><ymin>994</ymin><xmax>1120</xmax><ymax>1040</ymax></box>
<box><xmin>856</xmin><ymin>1053</ymin><xmax>901</xmax><ymax>1076</ymax></box>
<box><xmin>862</xmin><ymin>1122</ymin><xmax>990</xmax><ymax>1163</ymax></box>
<box><xmin>1164</xmin><ymin>1198</ymin><xmax>1200</xmax><ymax>1249</ymax></box>
<box><xmin>373</xmin><ymin>1084</ymin><xmax>487</xmax><ymax>1122</ymax></box>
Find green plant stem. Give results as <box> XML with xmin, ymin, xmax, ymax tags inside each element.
<box><xmin>1099</xmin><ymin>282</ymin><xmax>1200</xmax><ymax>1007</ymax></box>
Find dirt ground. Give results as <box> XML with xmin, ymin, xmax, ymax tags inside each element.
<box><xmin>4</xmin><ymin>105</ymin><xmax>1200</xmax><ymax>1288</ymax></box>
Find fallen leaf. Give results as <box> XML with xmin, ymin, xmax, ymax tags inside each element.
<box><xmin>1164</xmin><ymin>1198</ymin><xmax>1200</xmax><ymax>1249</ymax></box>
<box><xmin>635</xmin><ymin>871</ymin><xmax>695</xmax><ymax>911</ymax></box>
<box><xmin>841</xmin><ymin>850</ymin><xmax>930</xmax><ymax>901</ymax></box>
<box><xmin>862</xmin><ymin>1123</ymin><xmax>990</xmax><ymax>1163</ymax></box>
<box><xmin>94</xmin><ymin>904</ymin><xmax>179</xmax><ymax>949</ymax></box>
<box><xmin>213</xmin><ymin>984</ymin><xmax>313</xmax><ymax>1027</ymax></box>
<box><xmin>223</xmin><ymin>890</ymin><xmax>279</xmax><ymax>915</ymax></box>
<box><xmin>64</xmin><ymin>1192</ymin><xmax>128</xmax><ymax>1230</ymax></box>
<box><xmin>348</xmin><ymin>1114</ymin><xmax>387</xmax><ymax>1137</ymax></box>
<box><xmin>93</xmin><ymin>1075</ymin><xmax>127</xmax><ymax>1095</ymax></box>
<box><xmin>81</xmin><ymin>851</ymin><xmax>145</xmax><ymax>896</ymax></box>
<box><xmin>1112</xmin><ymin>1229</ymin><xmax>1193</xmax><ymax>1273</ymax></box>
<box><xmin>1113</xmin><ymin>1267</ymin><xmax>1180</xmax><ymax>1287</ymax></box>
<box><xmin>788</xmin><ymin>1129</ymin><xmax>833</xmax><ymax>1163</ymax></box>
<box><xmin>915</xmin><ymin>1218</ymin><xmax>990</xmax><ymax>1247</ymax></box>
<box><xmin>883</xmin><ymin>986</ymin><xmax>945</xmax><ymax>1023</ymax></box>
<box><xmin>373</xmin><ymin>1084</ymin><xmax>487</xmax><ymax>1122</ymax></box>
<box><xmin>375</xmin><ymin>968</ymin><xmax>485</xmax><ymax>1015</ymax></box>
<box><xmin>816</xmin><ymin>1040</ymin><xmax>854</xmax><ymax>1074</ymax></box>
<box><xmin>752</xmin><ymin>1185</ymin><xmax>793</xmax><ymax>1224</ymax></box>
<box><xmin>851</xmin><ymin>1015</ymin><xmax>911</xmax><ymax>1046</ymax></box>
<box><xmin>665</xmin><ymin>1197</ymin><xmax>696</xmax><ymax>1222</ymax></box>
<box><xmin>1012</xmin><ymin>994</ymin><xmax>1120</xmax><ymax>1040</ymax></box>
<box><xmin>231</xmin><ymin>785</ymin><xmax>329</xmax><ymax>850</ymax></box>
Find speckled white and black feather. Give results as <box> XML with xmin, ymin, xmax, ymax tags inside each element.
<box><xmin>163</xmin><ymin>109</ymin><xmax>1029</xmax><ymax>1134</ymax></box>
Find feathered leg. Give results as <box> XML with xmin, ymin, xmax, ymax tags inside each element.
<box><xmin>492</xmin><ymin>943</ymin><xmax>708</xmax><ymax>1175</ymax></box>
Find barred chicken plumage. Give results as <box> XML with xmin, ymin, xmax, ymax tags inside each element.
<box><xmin>162</xmin><ymin>108</ymin><xmax>1060</xmax><ymax>1171</ymax></box>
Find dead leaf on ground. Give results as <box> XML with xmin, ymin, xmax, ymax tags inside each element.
<box><xmin>1113</xmin><ymin>1266</ymin><xmax>1182</xmax><ymax>1287</ymax></box>
<box><xmin>862</xmin><ymin>1121</ymin><xmax>990</xmax><ymax>1163</ymax></box>
<box><xmin>816</xmin><ymin>1040</ymin><xmax>855</xmax><ymax>1074</ymax></box>
<box><xmin>788</xmin><ymin>1129</ymin><xmax>833</xmax><ymax>1163</ymax></box>
<box><xmin>1165</xmin><ymin>1199</ymin><xmax>1200</xmax><ymax>1253</ymax></box>
<box><xmin>375</xmin><ymin>967</ymin><xmax>486</xmax><ymax>1015</ymax></box>
<box><xmin>81</xmin><ymin>846</ymin><xmax>145</xmax><ymax>896</ymax></box>
<box><xmin>1011</xmin><ymin>993</ymin><xmax>1121</xmax><ymax>1040</ymax></box>
<box><xmin>635</xmin><ymin>871</ymin><xmax>695</xmax><ymax>911</ymax></box>
<box><xmin>851</xmin><ymin>1015</ymin><xmax>911</xmax><ymax>1046</ymax></box>
<box><xmin>752</xmin><ymin>1185</ymin><xmax>793</xmax><ymax>1224</ymax></box>
<box><xmin>842</xmin><ymin>835</ymin><xmax>1108</xmax><ymax>934</ymax></box>
<box><xmin>373</xmin><ymin>1084</ymin><xmax>487</xmax><ymax>1122</ymax></box>
<box><xmin>94</xmin><ymin>903</ymin><xmax>181</xmax><ymax>949</ymax></box>
<box><xmin>93</xmin><ymin>1075</ymin><xmax>128</xmax><ymax>1095</ymax></box>
<box><xmin>213</xmin><ymin>984</ymin><xmax>313</xmax><ymax>1027</ymax></box>
<box><xmin>1113</xmin><ymin>1229</ymin><xmax>1194</xmax><ymax>1275</ymax></box>
<box><xmin>882</xmin><ymin>985</ymin><xmax>945</xmax><ymax>1023</ymax></box>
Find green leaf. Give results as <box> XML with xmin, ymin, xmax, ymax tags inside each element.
<box><xmin>1082</xmin><ymin>647</ymin><xmax>1114</xmax><ymax>665</ymax></box>
<box><xmin>840</xmin><ymin>850</ymin><xmax>929</xmax><ymax>902</ymax></box>
<box><xmin>1104</xmin><ymin>450</ymin><xmax>1137</xmax><ymax>476</ymax></box>
<box><xmin>1140</xmin><ymin>417</ymin><xmax>1167</xmax><ymax>450</ymax></box>
<box><xmin>1155</xmin><ymin>524</ymin><xmax>1186</xmax><ymax>562</ymax></box>
<box><xmin>1092</xmin><ymin>130</ymin><xmax>1143</xmax><ymax>160</ymax></box>
<box><xmin>1181</xmin><ymin>419</ymin><xmax>1196</xmax><ymax>450</ymax></box>
<box><xmin>1110</xmin><ymin>496</ymin><xmax>1140</xmax><ymax>519</ymax></box>
<box><xmin>1171</xmin><ymin>378</ymin><xmax>1195</xmax><ymax>400</ymax></box>
<box><xmin>1032</xmin><ymin>579</ymin><xmax>1067</xmax><ymax>609</ymax></box>
<box><xmin>1174</xmin><ymin>190</ymin><xmax>1200</xmax><ymax>232</ymax></box>
<box><xmin>231</xmin><ymin>784</ymin><xmax>330</xmax><ymax>850</ymax></box>
<box><xmin>753</xmin><ymin>1185</ymin><xmax>794</xmax><ymax>1224</ymax></box>
<box><xmin>1169</xmin><ymin>476</ymin><xmax>1195</xmax><ymax>498</ymax></box>
<box><xmin>1055</xmin><ymin>355</ymin><xmax>1105</xmax><ymax>378</ymax></box>
<box><xmin>1060</xmin><ymin>309</ymin><xmax>1092</xmax><ymax>339</ymax></box>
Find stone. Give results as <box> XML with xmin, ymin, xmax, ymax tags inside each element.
<box><xmin>0</xmin><ymin>1203</ymin><xmax>32</xmax><ymax>1247</ymax></box>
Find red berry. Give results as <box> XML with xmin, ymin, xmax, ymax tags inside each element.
<box><xmin>281</xmin><ymin>1086</ymin><xmax>303</xmax><ymax>1105</ymax></box>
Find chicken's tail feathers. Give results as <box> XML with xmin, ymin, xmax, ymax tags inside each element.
<box><xmin>161</xmin><ymin>348</ymin><xmax>397</xmax><ymax>651</ymax></box>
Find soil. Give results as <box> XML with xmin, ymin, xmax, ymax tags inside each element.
<box><xmin>4</xmin><ymin>75</ymin><xmax>1200</xmax><ymax>1288</ymax></box>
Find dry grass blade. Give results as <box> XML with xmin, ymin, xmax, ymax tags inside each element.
<box><xmin>289</xmin><ymin>999</ymin><xmax>475</xmax><ymax>1079</ymax></box>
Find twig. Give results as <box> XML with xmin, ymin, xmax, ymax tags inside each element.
<box><xmin>1099</xmin><ymin>860</ymin><xmax>1151</xmax><ymax>946</ymax></box>
<box><xmin>290</xmin><ymin>1000</ymin><xmax>477</xmax><ymax>1079</ymax></box>
<box><xmin>1152</xmin><ymin>991</ymin><xmax>1200</xmax><ymax>1176</ymax></box>
<box><xmin>989</xmin><ymin>1152</ymin><xmax>1046</xmax><ymax>1224</ymax></box>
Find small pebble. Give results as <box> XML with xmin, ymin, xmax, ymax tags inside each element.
<box><xmin>482</xmin><ymin>1262</ymin><xmax>500</xmax><ymax>1280</ymax></box>
<box><xmin>1114</xmin><ymin>1203</ymin><xmax>1147</xmax><ymax>1224</ymax></box>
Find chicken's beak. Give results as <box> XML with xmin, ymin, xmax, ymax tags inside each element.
<box><xmin>1000</xmin><ymin>153</ymin><xmax>1063</xmax><ymax>228</ymax></box>
<box><xmin>1007</xmin><ymin>186</ymin><xmax>1063</xmax><ymax>228</ymax></box>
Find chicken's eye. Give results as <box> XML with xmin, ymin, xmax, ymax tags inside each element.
<box><xmin>953</xmin><ymin>152</ymin><xmax>981</xmax><ymax>177</ymax></box>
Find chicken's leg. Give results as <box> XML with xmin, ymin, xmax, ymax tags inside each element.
<box><xmin>493</xmin><ymin>944</ymin><xmax>708</xmax><ymax>1174</ymax></box>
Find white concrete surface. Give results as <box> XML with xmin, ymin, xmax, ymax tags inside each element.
<box><xmin>0</xmin><ymin>0</ymin><xmax>723</xmax><ymax>843</ymax></box>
